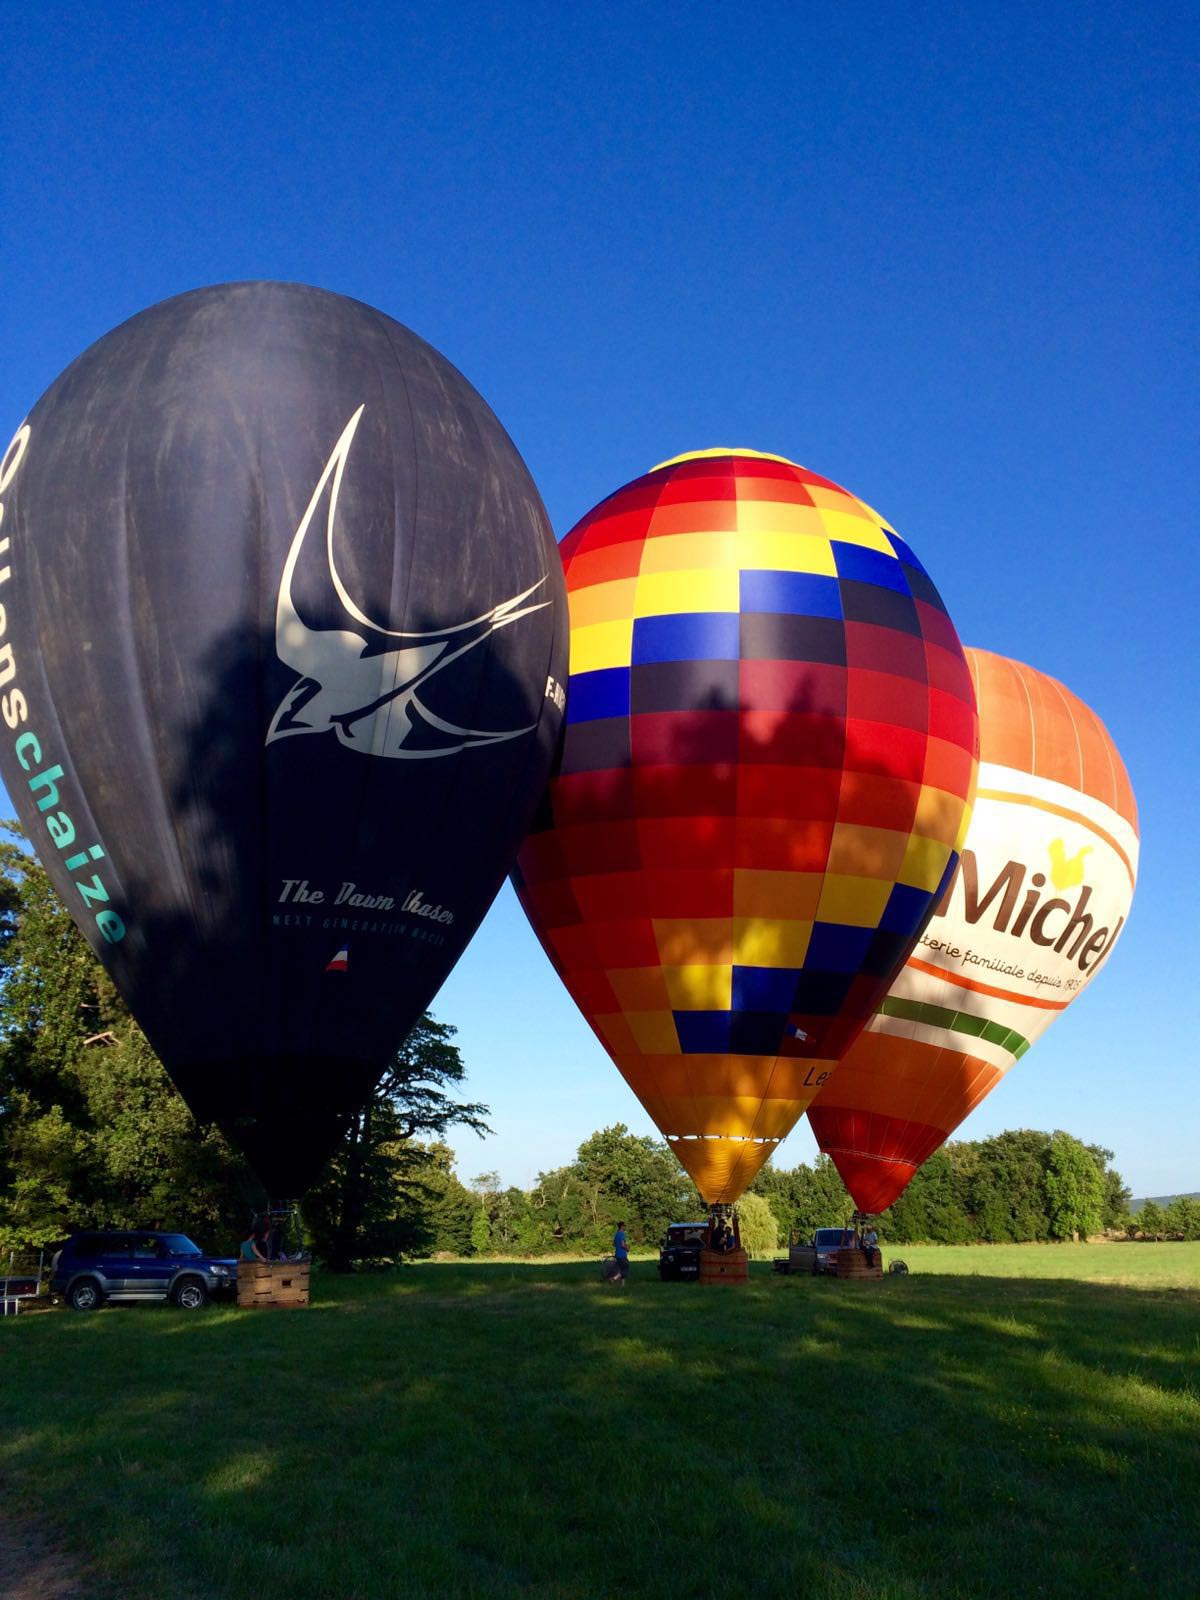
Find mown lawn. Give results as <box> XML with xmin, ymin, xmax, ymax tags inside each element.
<box><xmin>1</xmin><ymin>1247</ymin><xmax>1197</xmax><ymax>1599</ymax></box>
<box><xmin>894</xmin><ymin>1239</ymin><xmax>1200</xmax><ymax>1289</ymax></box>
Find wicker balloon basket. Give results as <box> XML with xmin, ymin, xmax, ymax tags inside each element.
<box><xmin>237</xmin><ymin>1261</ymin><xmax>311</xmax><ymax>1308</ymax></box>
<box><xmin>835</xmin><ymin>1247</ymin><xmax>883</xmax><ymax>1280</ymax></box>
<box><xmin>698</xmin><ymin>1247</ymin><xmax>749</xmax><ymax>1285</ymax></box>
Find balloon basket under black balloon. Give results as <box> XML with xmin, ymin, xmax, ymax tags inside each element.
<box><xmin>237</xmin><ymin>1201</ymin><xmax>312</xmax><ymax>1309</ymax></box>
<box><xmin>237</xmin><ymin>1260</ymin><xmax>311</xmax><ymax>1308</ymax></box>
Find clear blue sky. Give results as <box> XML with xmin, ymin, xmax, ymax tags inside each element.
<box><xmin>2</xmin><ymin>3</ymin><xmax>1195</xmax><ymax>1196</ymax></box>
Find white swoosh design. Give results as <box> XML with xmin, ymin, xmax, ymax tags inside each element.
<box><xmin>266</xmin><ymin>406</ymin><xmax>550</xmax><ymax>758</ymax></box>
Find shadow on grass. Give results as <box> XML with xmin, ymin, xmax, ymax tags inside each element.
<box><xmin>2</xmin><ymin>1265</ymin><xmax>1198</xmax><ymax>1600</ymax></box>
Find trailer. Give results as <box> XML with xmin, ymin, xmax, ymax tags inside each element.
<box><xmin>1</xmin><ymin>1248</ymin><xmax>47</xmax><ymax>1315</ymax></box>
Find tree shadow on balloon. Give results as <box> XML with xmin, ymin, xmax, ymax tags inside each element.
<box><xmin>105</xmin><ymin>607</ymin><xmax>560</xmax><ymax>1201</ymax></box>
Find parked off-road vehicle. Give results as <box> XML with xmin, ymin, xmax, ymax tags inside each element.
<box><xmin>657</xmin><ymin>1222</ymin><xmax>707</xmax><ymax>1281</ymax></box>
<box><xmin>51</xmin><ymin>1231</ymin><xmax>237</xmax><ymax>1311</ymax></box>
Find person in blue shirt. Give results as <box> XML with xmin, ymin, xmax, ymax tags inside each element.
<box><xmin>612</xmin><ymin>1221</ymin><xmax>630</xmax><ymax>1285</ymax></box>
<box><xmin>240</xmin><ymin>1221</ymin><xmax>269</xmax><ymax>1263</ymax></box>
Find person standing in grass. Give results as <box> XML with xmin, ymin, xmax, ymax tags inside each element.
<box><xmin>612</xmin><ymin>1220</ymin><xmax>630</xmax><ymax>1286</ymax></box>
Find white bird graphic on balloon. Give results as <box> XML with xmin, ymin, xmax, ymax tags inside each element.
<box><xmin>266</xmin><ymin>405</ymin><xmax>550</xmax><ymax>759</ymax></box>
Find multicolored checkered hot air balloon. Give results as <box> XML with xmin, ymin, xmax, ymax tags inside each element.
<box><xmin>807</xmin><ymin>647</ymin><xmax>1138</xmax><ymax>1213</ymax></box>
<box><xmin>512</xmin><ymin>449</ymin><xmax>979</xmax><ymax>1205</ymax></box>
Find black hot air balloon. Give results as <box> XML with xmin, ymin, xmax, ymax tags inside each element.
<box><xmin>0</xmin><ymin>282</ymin><xmax>566</xmax><ymax>1196</ymax></box>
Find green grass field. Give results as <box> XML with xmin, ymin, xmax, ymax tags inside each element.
<box><xmin>2</xmin><ymin>1244</ymin><xmax>1197</xmax><ymax>1599</ymax></box>
<box><xmin>887</xmin><ymin>1239</ymin><xmax>1200</xmax><ymax>1289</ymax></box>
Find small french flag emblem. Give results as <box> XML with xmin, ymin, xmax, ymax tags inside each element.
<box><xmin>786</xmin><ymin>1023</ymin><xmax>809</xmax><ymax>1042</ymax></box>
<box><xmin>326</xmin><ymin>944</ymin><xmax>349</xmax><ymax>974</ymax></box>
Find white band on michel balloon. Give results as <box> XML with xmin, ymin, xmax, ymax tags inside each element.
<box><xmin>868</xmin><ymin>760</ymin><xmax>1138</xmax><ymax>1074</ymax></box>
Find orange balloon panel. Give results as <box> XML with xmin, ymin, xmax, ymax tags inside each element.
<box><xmin>513</xmin><ymin>450</ymin><xmax>978</xmax><ymax>1203</ymax></box>
<box><xmin>808</xmin><ymin>647</ymin><xmax>1139</xmax><ymax>1213</ymax></box>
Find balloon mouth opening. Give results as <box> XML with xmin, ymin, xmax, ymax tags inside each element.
<box><xmin>665</xmin><ymin>1130</ymin><xmax>781</xmax><ymax>1206</ymax></box>
<box><xmin>824</xmin><ymin>1148</ymin><xmax>920</xmax><ymax>1216</ymax></box>
<box><xmin>649</xmin><ymin>447</ymin><xmax>804</xmax><ymax>473</ymax></box>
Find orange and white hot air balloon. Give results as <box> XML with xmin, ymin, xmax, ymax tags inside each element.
<box><xmin>807</xmin><ymin>647</ymin><xmax>1138</xmax><ymax>1213</ymax></box>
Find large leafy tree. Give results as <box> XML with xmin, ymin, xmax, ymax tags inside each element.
<box><xmin>419</xmin><ymin>1142</ymin><xmax>479</xmax><ymax>1255</ymax></box>
<box><xmin>880</xmin><ymin>1148</ymin><xmax>972</xmax><ymax>1244</ymax></box>
<box><xmin>735</xmin><ymin>1192</ymin><xmax>778</xmax><ymax>1257</ymax></box>
<box><xmin>574</xmin><ymin>1124</ymin><xmax>703</xmax><ymax>1247</ymax></box>
<box><xmin>1091</xmin><ymin>1144</ymin><xmax>1132</xmax><ymax>1228</ymax></box>
<box><xmin>1044</xmin><ymin>1131</ymin><xmax>1106</xmax><ymax>1240</ymax></box>
<box><xmin>0</xmin><ymin>841</ymin><xmax>251</xmax><ymax>1250</ymax></box>
<box><xmin>965</xmin><ymin>1131</ymin><xmax>1053</xmax><ymax>1242</ymax></box>
<box><xmin>302</xmin><ymin>1015</ymin><xmax>489</xmax><ymax>1271</ymax></box>
<box><xmin>1137</xmin><ymin>1199</ymin><xmax>1166</xmax><ymax>1239</ymax></box>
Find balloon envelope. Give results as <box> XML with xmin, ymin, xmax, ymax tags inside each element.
<box><xmin>513</xmin><ymin>449</ymin><xmax>977</xmax><ymax>1203</ymax></box>
<box><xmin>0</xmin><ymin>282</ymin><xmax>566</xmax><ymax>1195</ymax></box>
<box><xmin>807</xmin><ymin>647</ymin><xmax>1139</xmax><ymax>1212</ymax></box>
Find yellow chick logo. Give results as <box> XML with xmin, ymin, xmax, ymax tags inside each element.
<box><xmin>1048</xmin><ymin>839</ymin><xmax>1092</xmax><ymax>890</ymax></box>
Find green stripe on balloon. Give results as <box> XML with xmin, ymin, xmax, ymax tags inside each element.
<box><xmin>879</xmin><ymin>996</ymin><xmax>1030</xmax><ymax>1057</ymax></box>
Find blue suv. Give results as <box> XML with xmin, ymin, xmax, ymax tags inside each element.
<box><xmin>51</xmin><ymin>1231</ymin><xmax>237</xmax><ymax>1311</ymax></box>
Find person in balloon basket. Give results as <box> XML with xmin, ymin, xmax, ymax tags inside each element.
<box><xmin>711</xmin><ymin>1219</ymin><xmax>737</xmax><ymax>1253</ymax></box>
<box><xmin>240</xmin><ymin>1221</ymin><xmax>270</xmax><ymax>1264</ymax></box>
<box><xmin>611</xmin><ymin>1222</ymin><xmax>630</xmax><ymax>1285</ymax></box>
<box><xmin>861</xmin><ymin>1224</ymin><xmax>880</xmax><ymax>1269</ymax></box>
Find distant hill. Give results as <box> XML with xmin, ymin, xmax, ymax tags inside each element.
<box><xmin>1130</xmin><ymin>1193</ymin><xmax>1200</xmax><ymax>1212</ymax></box>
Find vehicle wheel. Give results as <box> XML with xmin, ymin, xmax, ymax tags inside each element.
<box><xmin>172</xmin><ymin>1275</ymin><xmax>209</xmax><ymax>1310</ymax></box>
<box><xmin>68</xmin><ymin>1277</ymin><xmax>104</xmax><ymax>1312</ymax></box>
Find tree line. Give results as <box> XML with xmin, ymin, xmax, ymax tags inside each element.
<box><xmin>0</xmin><ymin>839</ymin><xmax>1158</xmax><ymax>1265</ymax></box>
<box><xmin>449</xmin><ymin>1123</ymin><xmax>1135</xmax><ymax>1258</ymax></box>
<box><xmin>1129</xmin><ymin>1197</ymin><xmax>1200</xmax><ymax>1241</ymax></box>
<box><xmin>753</xmin><ymin>1129</ymin><xmax>1133</xmax><ymax>1246</ymax></box>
